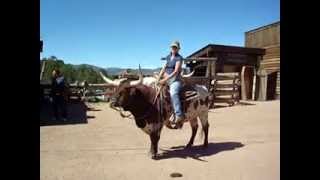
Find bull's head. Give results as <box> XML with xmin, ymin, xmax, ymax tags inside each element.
<box><xmin>108</xmin><ymin>78</ymin><xmax>148</xmax><ymax>130</ymax></box>
<box><xmin>110</xmin><ymin>78</ymin><xmax>148</xmax><ymax>128</ymax></box>
<box><xmin>101</xmin><ymin>65</ymin><xmax>144</xmax><ymax>110</ymax></box>
<box><xmin>112</xmin><ymin>85</ymin><xmax>142</xmax><ymax>110</ymax></box>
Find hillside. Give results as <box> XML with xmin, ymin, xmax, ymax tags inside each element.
<box><xmin>105</xmin><ymin>67</ymin><xmax>161</xmax><ymax>76</ymax></box>
<box><xmin>40</xmin><ymin>57</ymin><xmax>110</xmax><ymax>84</ymax></box>
<box><xmin>40</xmin><ymin>56</ymin><xmax>160</xmax><ymax>84</ymax></box>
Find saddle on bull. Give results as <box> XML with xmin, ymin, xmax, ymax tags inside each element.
<box><xmin>158</xmin><ymin>83</ymin><xmax>208</xmax><ymax>129</ymax></box>
<box><xmin>100</xmin><ymin>67</ymin><xmax>210</xmax><ymax>159</ymax></box>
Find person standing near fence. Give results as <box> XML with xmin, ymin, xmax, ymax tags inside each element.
<box><xmin>50</xmin><ymin>69</ymin><xmax>68</xmax><ymax>121</ymax></box>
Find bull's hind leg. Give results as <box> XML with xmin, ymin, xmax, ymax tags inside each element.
<box><xmin>186</xmin><ymin>118</ymin><xmax>198</xmax><ymax>148</ymax></box>
<box><xmin>199</xmin><ymin>112</ymin><xmax>209</xmax><ymax>148</ymax></box>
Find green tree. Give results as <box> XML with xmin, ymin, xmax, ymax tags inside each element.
<box><xmin>41</xmin><ymin>56</ymin><xmax>113</xmax><ymax>84</ymax></box>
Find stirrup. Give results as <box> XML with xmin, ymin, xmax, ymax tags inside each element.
<box><xmin>164</xmin><ymin>120</ymin><xmax>178</xmax><ymax>129</ymax></box>
<box><xmin>169</xmin><ymin>114</ymin><xmax>175</xmax><ymax>122</ymax></box>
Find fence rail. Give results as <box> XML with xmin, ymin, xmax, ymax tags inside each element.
<box><xmin>40</xmin><ymin>82</ymin><xmax>117</xmax><ymax>102</ymax></box>
<box><xmin>212</xmin><ymin>73</ymin><xmax>240</xmax><ymax>106</ymax></box>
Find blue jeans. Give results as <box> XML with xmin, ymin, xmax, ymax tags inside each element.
<box><xmin>169</xmin><ymin>80</ymin><xmax>184</xmax><ymax>118</ymax></box>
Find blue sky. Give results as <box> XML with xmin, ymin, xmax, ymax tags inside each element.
<box><xmin>41</xmin><ymin>0</ymin><xmax>279</xmax><ymax>69</ymax></box>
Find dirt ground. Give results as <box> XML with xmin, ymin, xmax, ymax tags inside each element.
<box><xmin>40</xmin><ymin>100</ymin><xmax>279</xmax><ymax>180</ymax></box>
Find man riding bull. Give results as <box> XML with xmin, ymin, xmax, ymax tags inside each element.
<box><xmin>158</xmin><ymin>41</ymin><xmax>185</xmax><ymax>128</ymax></box>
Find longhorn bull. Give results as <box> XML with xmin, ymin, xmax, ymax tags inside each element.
<box><xmin>104</xmin><ymin>66</ymin><xmax>210</xmax><ymax>159</ymax></box>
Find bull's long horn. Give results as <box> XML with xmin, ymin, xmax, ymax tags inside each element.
<box><xmin>99</xmin><ymin>72</ymin><xmax>120</xmax><ymax>86</ymax></box>
<box><xmin>153</xmin><ymin>72</ymin><xmax>159</xmax><ymax>80</ymax></box>
<box><xmin>129</xmin><ymin>64</ymin><xmax>143</xmax><ymax>86</ymax></box>
<box><xmin>182</xmin><ymin>70</ymin><xmax>195</xmax><ymax>78</ymax></box>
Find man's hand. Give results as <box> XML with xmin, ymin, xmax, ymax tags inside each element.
<box><xmin>158</xmin><ymin>79</ymin><xmax>167</xmax><ymax>85</ymax></box>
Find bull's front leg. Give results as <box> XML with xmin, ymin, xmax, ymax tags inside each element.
<box><xmin>149</xmin><ymin>131</ymin><xmax>160</xmax><ymax>159</ymax></box>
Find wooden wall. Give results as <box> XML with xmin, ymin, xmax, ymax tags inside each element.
<box><xmin>245</xmin><ymin>22</ymin><xmax>280</xmax><ymax>73</ymax></box>
<box><xmin>260</xmin><ymin>44</ymin><xmax>280</xmax><ymax>74</ymax></box>
<box><xmin>245</xmin><ymin>21</ymin><xmax>280</xmax><ymax>100</ymax></box>
<box><xmin>245</xmin><ymin>22</ymin><xmax>280</xmax><ymax>48</ymax></box>
<box><xmin>276</xmin><ymin>71</ymin><xmax>280</xmax><ymax>99</ymax></box>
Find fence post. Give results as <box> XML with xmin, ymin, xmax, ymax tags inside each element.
<box><xmin>257</xmin><ymin>69</ymin><xmax>268</xmax><ymax>101</ymax></box>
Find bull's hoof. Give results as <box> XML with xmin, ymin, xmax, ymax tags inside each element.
<box><xmin>203</xmin><ymin>143</ymin><xmax>208</xmax><ymax>148</ymax></box>
<box><xmin>151</xmin><ymin>154</ymin><xmax>159</xmax><ymax>160</ymax></box>
<box><xmin>148</xmin><ymin>151</ymin><xmax>158</xmax><ymax>159</ymax></box>
<box><xmin>185</xmin><ymin>144</ymin><xmax>193</xmax><ymax>149</ymax></box>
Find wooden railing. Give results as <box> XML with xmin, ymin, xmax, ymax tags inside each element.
<box><xmin>40</xmin><ymin>83</ymin><xmax>117</xmax><ymax>101</ymax></box>
<box><xmin>212</xmin><ymin>73</ymin><xmax>240</xmax><ymax>106</ymax></box>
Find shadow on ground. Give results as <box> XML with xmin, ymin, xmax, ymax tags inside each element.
<box><xmin>213</xmin><ymin>101</ymin><xmax>255</xmax><ymax>109</ymax></box>
<box><xmin>157</xmin><ymin>142</ymin><xmax>244</xmax><ymax>161</ymax></box>
<box><xmin>40</xmin><ymin>99</ymin><xmax>98</xmax><ymax>126</ymax></box>
<box><xmin>213</xmin><ymin>105</ymin><xmax>230</xmax><ymax>109</ymax></box>
<box><xmin>237</xmin><ymin>101</ymin><xmax>255</xmax><ymax>106</ymax></box>
<box><xmin>87</xmin><ymin>107</ymin><xmax>102</xmax><ymax>111</ymax></box>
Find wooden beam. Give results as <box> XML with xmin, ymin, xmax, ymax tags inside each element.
<box><xmin>214</xmin><ymin>84</ymin><xmax>237</xmax><ymax>88</ymax></box>
<box><xmin>216</xmin><ymin>76</ymin><xmax>240</xmax><ymax>81</ymax></box>
<box><xmin>215</xmin><ymin>90</ymin><xmax>239</xmax><ymax>96</ymax></box>
<box><xmin>252</xmin><ymin>67</ymin><xmax>257</xmax><ymax>100</ymax></box>
<box><xmin>184</xmin><ymin>57</ymin><xmax>217</xmax><ymax>63</ymax></box>
<box><xmin>40</xmin><ymin>60</ymin><xmax>46</xmax><ymax>80</ymax></box>
<box><xmin>88</xmin><ymin>84</ymin><xmax>116</xmax><ymax>87</ymax></box>
<box><xmin>216</xmin><ymin>72</ymin><xmax>240</xmax><ymax>76</ymax></box>
<box><xmin>240</xmin><ymin>66</ymin><xmax>246</xmax><ymax>101</ymax></box>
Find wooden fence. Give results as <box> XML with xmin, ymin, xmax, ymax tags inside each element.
<box><xmin>40</xmin><ymin>83</ymin><xmax>117</xmax><ymax>101</ymax></box>
<box><xmin>212</xmin><ymin>73</ymin><xmax>240</xmax><ymax>106</ymax></box>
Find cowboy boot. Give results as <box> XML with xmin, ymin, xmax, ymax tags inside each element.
<box><xmin>174</xmin><ymin>115</ymin><xmax>185</xmax><ymax>129</ymax></box>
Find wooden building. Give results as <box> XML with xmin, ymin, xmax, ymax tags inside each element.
<box><xmin>245</xmin><ymin>21</ymin><xmax>280</xmax><ymax>100</ymax></box>
<box><xmin>186</xmin><ymin>44</ymin><xmax>265</xmax><ymax>101</ymax></box>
